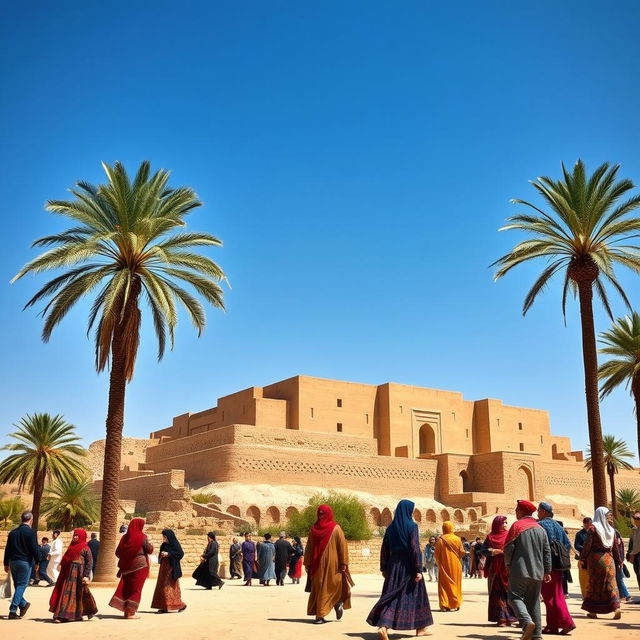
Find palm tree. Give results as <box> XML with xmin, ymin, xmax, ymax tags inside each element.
<box><xmin>493</xmin><ymin>160</ymin><xmax>640</xmax><ymax>508</ymax></box>
<box><xmin>585</xmin><ymin>435</ymin><xmax>635</xmax><ymax>519</ymax></box>
<box><xmin>598</xmin><ymin>312</ymin><xmax>640</xmax><ymax>463</ymax></box>
<box><xmin>41</xmin><ymin>476</ymin><xmax>100</xmax><ymax>531</ymax></box>
<box><xmin>0</xmin><ymin>413</ymin><xmax>86</xmax><ymax>529</ymax></box>
<box><xmin>616</xmin><ymin>487</ymin><xmax>640</xmax><ymax>518</ymax></box>
<box><xmin>0</xmin><ymin>497</ymin><xmax>26</xmax><ymax>528</ymax></box>
<box><xmin>12</xmin><ymin>161</ymin><xmax>226</xmax><ymax>580</ymax></box>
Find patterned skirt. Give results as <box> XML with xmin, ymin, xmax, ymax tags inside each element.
<box><xmin>367</xmin><ymin>556</ymin><xmax>433</xmax><ymax>630</ymax></box>
<box><xmin>49</xmin><ymin>564</ymin><xmax>98</xmax><ymax>621</ymax></box>
<box><xmin>487</xmin><ymin>565</ymin><xmax>517</xmax><ymax>624</ymax></box>
<box><xmin>109</xmin><ymin>565</ymin><xmax>149</xmax><ymax>614</ymax></box>
<box><xmin>582</xmin><ymin>550</ymin><xmax>620</xmax><ymax>614</ymax></box>
<box><xmin>151</xmin><ymin>559</ymin><xmax>186</xmax><ymax>611</ymax></box>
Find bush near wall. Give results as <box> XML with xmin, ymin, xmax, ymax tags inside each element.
<box><xmin>288</xmin><ymin>491</ymin><xmax>371</xmax><ymax>541</ymax></box>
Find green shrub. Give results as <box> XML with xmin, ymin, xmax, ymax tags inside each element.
<box><xmin>615</xmin><ymin>516</ymin><xmax>632</xmax><ymax>538</ymax></box>
<box><xmin>421</xmin><ymin>529</ymin><xmax>439</xmax><ymax>540</ymax></box>
<box><xmin>257</xmin><ymin>524</ymin><xmax>285</xmax><ymax>538</ymax></box>
<box><xmin>192</xmin><ymin>493</ymin><xmax>214</xmax><ymax>504</ymax></box>
<box><xmin>288</xmin><ymin>491</ymin><xmax>371</xmax><ymax>541</ymax></box>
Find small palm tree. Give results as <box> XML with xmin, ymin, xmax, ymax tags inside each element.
<box><xmin>493</xmin><ymin>160</ymin><xmax>640</xmax><ymax>508</ymax></box>
<box><xmin>598</xmin><ymin>312</ymin><xmax>640</xmax><ymax>464</ymax></box>
<box><xmin>12</xmin><ymin>161</ymin><xmax>226</xmax><ymax>580</ymax></box>
<box><xmin>0</xmin><ymin>413</ymin><xmax>86</xmax><ymax>529</ymax></box>
<box><xmin>0</xmin><ymin>497</ymin><xmax>26</xmax><ymax>528</ymax></box>
<box><xmin>41</xmin><ymin>476</ymin><xmax>100</xmax><ymax>531</ymax></box>
<box><xmin>585</xmin><ymin>435</ymin><xmax>635</xmax><ymax>519</ymax></box>
<box><xmin>617</xmin><ymin>487</ymin><xmax>640</xmax><ymax>518</ymax></box>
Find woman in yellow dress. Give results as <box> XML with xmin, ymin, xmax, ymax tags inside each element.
<box><xmin>434</xmin><ymin>521</ymin><xmax>465</xmax><ymax>611</ymax></box>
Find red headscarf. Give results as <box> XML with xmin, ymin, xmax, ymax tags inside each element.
<box><xmin>49</xmin><ymin>528</ymin><xmax>89</xmax><ymax>611</ymax></box>
<box><xmin>308</xmin><ymin>504</ymin><xmax>337</xmax><ymax>576</ymax></box>
<box><xmin>486</xmin><ymin>515</ymin><xmax>508</xmax><ymax>550</ymax></box>
<box><xmin>115</xmin><ymin>517</ymin><xmax>147</xmax><ymax>570</ymax></box>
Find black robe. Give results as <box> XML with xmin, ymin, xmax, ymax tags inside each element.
<box><xmin>274</xmin><ymin>538</ymin><xmax>293</xmax><ymax>573</ymax></box>
<box><xmin>193</xmin><ymin>540</ymin><xmax>223</xmax><ymax>588</ymax></box>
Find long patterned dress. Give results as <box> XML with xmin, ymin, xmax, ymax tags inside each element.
<box><xmin>482</xmin><ymin>542</ymin><xmax>517</xmax><ymax>625</ymax></box>
<box><xmin>151</xmin><ymin>556</ymin><xmax>186</xmax><ymax>611</ymax></box>
<box><xmin>367</xmin><ymin>527</ymin><xmax>433</xmax><ymax>630</ymax></box>
<box><xmin>49</xmin><ymin>548</ymin><xmax>97</xmax><ymax>621</ymax></box>
<box><xmin>581</xmin><ymin>527</ymin><xmax>620</xmax><ymax>614</ymax></box>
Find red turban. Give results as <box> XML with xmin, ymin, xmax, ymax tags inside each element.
<box><xmin>517</xmin><ymin>500</ymin><xmax>537</xmax><ymax>515</ymax></box>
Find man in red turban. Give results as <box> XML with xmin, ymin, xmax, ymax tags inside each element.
<box><xmin>504</xmin><ymin>501</ymin><xmax>551</xmax><ymax>640</ymax></box>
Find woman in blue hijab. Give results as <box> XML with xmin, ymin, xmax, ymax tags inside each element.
<box><xmin>367</xmin><ymin>500</ymin><xmax>433</xmax><ymax>638</ymax></box>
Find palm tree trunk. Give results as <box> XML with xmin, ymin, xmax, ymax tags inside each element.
<box><xmin>608</xmin><ymin>465</ymin><xmax>618</xmax><ymax>521</ymax></box>
<box><xmin>94</xmin><ymin>283</ymin><xmax>140</xmax><ymax>582</ymax></box>
<box><xmin>577</xmin><ymin>281</ymin><xmax>608</xmax><ymax>508</ymax></box>
<box><xmin>30</xmin><ymin>467</ymin><xmax>46</xmax><ymax>532</ymax></box>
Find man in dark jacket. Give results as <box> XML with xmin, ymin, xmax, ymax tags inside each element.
<box><xmin>504</xmin><ymin>500</ymin><xmax>551</xmax><ymax>640</ymax></box>
<box><xmin>3</xmin><ymin>511</ymin><xmax>39</xmax><ymax>620</ymax></box>
<box><xmin>88</xmin><ymin>532</ymin><xmax>100</xmax><ymax>577</ymax></box>
<box><xmin>33</xmin><ymin>537</ymin><xmax>54</xmax><ymax>586</ymax></box>
<box><xmin>274</xmin><ymin>531</ymin><xmax>293</xmax><ymax>586</ymax></box>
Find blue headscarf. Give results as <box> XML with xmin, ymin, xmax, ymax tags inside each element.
<box><xmin>384</xmin><ymin>499</ymin><xmax>417</xmax><ymax>551</ymax></box>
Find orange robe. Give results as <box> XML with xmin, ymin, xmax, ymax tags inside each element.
<box><xmin>434</xmin><ymin>522</ymin><xmax>465</xmax><ymax>610</ymax></box>
<box><xmin>304</xmin><ymin>525</ymin><xmax>351</xmax><ymax>618</ymax></box>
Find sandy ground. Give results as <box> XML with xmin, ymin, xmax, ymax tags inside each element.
<box><xmin>2</xmin><ymin>569</ymin><xmax>638</xmax><ymax>640</ymax></box>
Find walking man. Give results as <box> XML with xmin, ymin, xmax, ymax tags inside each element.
<box><xmin>274</xmin><ymin>531</ymin><xmax>293</xmax><ymax>586</ymax></box>
<box><xmin>49</xmin><ymin>529</ymin><xmax>63</xmax><ymax>581</ymax></box>
<box><xmin>504</xmin><ymin>500</ymin><xmax>551</xmax><ymax>640</ymax></box>
<box><xmin>35</xmin><ymin>537</ymin><xmax>54</xmax><ymax>586</ymax></box>
<box><xmin>628</xmin><ymin>510</ymin><xmax>640</xmax><ymax>591</ymax></box>
<box><xmin>3</xmin><ymin>511</ymin><xmax>39</xmax><ymax>619</ymax></box>
<box><xmin>461</xmin><ymin>537</ymin><xmax>471</xmax><ymax>577</ymax></box>
<box><xmin>574</xmin><ymin>517</ymin><xmax>592</xmax><ymax>598</ymax></box>
<box><xmin>88</xmin><ymin>532</ymin><xmax>100</xmax><ymax>578</ymax></box>
<box><xmin>537</xmin><ymin>502</ymin><xmax>575</xmax><ymax>634</ymax></box>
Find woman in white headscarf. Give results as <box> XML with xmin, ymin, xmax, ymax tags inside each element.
<box><xmin>580</xmin><ymin>506</ymin><xmax>621</xmax><ymax>619</ymax></box>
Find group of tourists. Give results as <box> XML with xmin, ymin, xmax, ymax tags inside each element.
<box><xmin>3</xmin><ymin>503</ymin><xmax>639</xmax><ymax>637</ymax></box>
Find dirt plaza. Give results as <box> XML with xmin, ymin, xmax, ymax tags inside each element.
<box><xmin>4</xmin><ymin>570</ymin><xmax>639</xmax><ymax>640</ymax></box>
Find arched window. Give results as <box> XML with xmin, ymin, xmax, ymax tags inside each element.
<box><xmin>413</xmin><ymin>509</ymin><xmax>422</xmax><ymax>523</ymax></box>
<box><xmin>459</xmin><ymin>470</ymin><xmax>471</xmax><ymax>493</ymax></box>
<box><xmin>515</xmin><ymin>465</ymin><xmax>534</xmax><ymax>501</ymax></box>
<box><xmin>266</xmin><ymin>506</ymin><xmax>281</xmax><ymax>525</ymax></box>
<box><xmin>370</xmin><ymin>508</ymin><xmax>381</xmax><ymax>526</ymax></box>
<box><xmin>226</xmin><ymin>505</ymin><xmax>241</xmax><ymax>517</ymax></box>
<box><xmin>285</xmin><ymin>506</ymin><xmax>299</xmax><ymax>519</ymax></box>
<box><xmin>425</xmin><ymin>509</ymin><xmax>436</xmax><ymax>523</ymax></box>
<box><xmin>381</xmin><ymin>508</ymin><xmax>393</xmax><ymax>526</ymax></box>
<box><xmin>246</xmin><ymin>506</ymin><xmax>260</xmax><ymax>525</ymax></box>
<box><xmin>419</xmin><ymin>423</ymin><xmax>436</xmax><ymax>455</ymax></box>
<box><xmin>453</xmin><ymin>509</ymin><xmax>464</xmax><ymax>524</ymax></box>
<box><xmin>440</xmin><ymin>509</ymin><xmax>450</xmax><ymax>522</ymax></box>
<box><xmin>468</xmin><ymin>509</ymin><xmax>478</xmax><ymax>522</ymax></box>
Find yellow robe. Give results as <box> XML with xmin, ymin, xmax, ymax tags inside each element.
<box><xmin>434</xmin><ymin>522</ymin><xmax>464</xmax><ymax>610</ymax></box>
<box><xmin>304</xmin><ymin>524</ymin><xmax>351</xmax><ymax>618</ymax></box>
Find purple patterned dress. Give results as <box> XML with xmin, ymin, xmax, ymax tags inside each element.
<box><xmin>367</xmin><ymin>527</ymin><xmax>433</xmax><ymax>630</ymax></box>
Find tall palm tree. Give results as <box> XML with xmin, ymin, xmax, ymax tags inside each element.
<box><xmin>41</xmin><ymin>476</ymin><xmax>100</xmax><ymax>531</ymax></box>
<box><xmin>0</xmin><ymin>413</ymin><xmax>86</xmax><ymax>529</ymax></box>
<box><xmin>12</xmin><ymin>161</ymin><xmax>226</xmax><ymax>580</ymax></box>
<box><xmin>598</xmin><ymin>312</ymin><xmax>640</xmax><ymax>463</ymax></box>
<box><xmin>616</xmin><ymin>487</ymin><xmax>640</xmax><ymax>518</ymax></box>
<box><xmin>493</xmin><ymin>160</ymin><xmax>640</xmax><ymax>508</ymax></box>
<box><xmin>585</xmin><ymin>435</ymin><xmax>635</xmax><ymax>519</ymax></box>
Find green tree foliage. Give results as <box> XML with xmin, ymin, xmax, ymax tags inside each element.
<box><xmin>0</xmin><ymin>413</ymin><xmax>86</xmax><ymax>529</ymax></box>
<box><xmin>287</xmin><ymin>491</ymin><xmax>371</xmax><ymax>541</ymax></box>
<box><xmin>616</xmin><ymin>488</ymin><xmax>640</xmax><ymax>518</ymax></box>
<box><xmin>0</xmin><ymin>497</ymin><xmax>26</xmax><ymax>528</ymax></box>
<box><xmin>493</xmin><ymin>160</ymin><xmax>640</xmax><ymax>509</ymax></box>
<box><xmin>585</xmin><ymin>435</ymin><xmax>635</xmax><ymax>519</ymax></box>
<box><xmin>191</xmin><ymin>493</ymin><xmax>215</xmax><ymax>504</ymax></box>
<box><xmin>598</xmin><ymin>312</ymin><xmax>640</xmax><ymax>463</ymax></box>
<box><xmin>41</xmin><ymin>476</ymin><xmax>100</xmax><ymax>531</ymax></box>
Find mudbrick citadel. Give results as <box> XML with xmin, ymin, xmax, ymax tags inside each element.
<box><xmin>85</xmin><ymin>375</ymin><xmax>639</xmax><ymax>533</ymax></box>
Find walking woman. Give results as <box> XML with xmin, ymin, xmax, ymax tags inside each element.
<box><xmin>241</xmin><ymin>532</ymin><xmax>256</xmax><ymax>586</ymax></box>
<box><xmin>581</xmin><ymin>507</ymin><xmax>621</xmax><ymax>619</ymax></box>
<box><xmin>193</xmin><ymin>532</ymin><xmax>224</xmax><ymax>590</ymax></box>
<box><xmin>367</xmin><ymin>499</ymin><xmax>433</xmax><ymax>638</ymax></box>
<box><xmin>49</xmin><ymin>528</ymin><xmax>97</xmax><ymax>622</ymax></box>
<box><xmin>434</xmin><ymin>521</ymin><xmax>465</xmax><ymax>611</ymax></box>
<box><xmin>304</xmin><ymin>504</ymin><xmax>352</xmax><ymax>624</ymax></box>
<box><xmin>109</xmin><ymin>518</ymin><xmax>153</xmax><ymax>619</ymax></box>
<box><xmin>423</xmin><ymin>536</ymin><xmax>438</xmax><ymax>582</ymax></box>
<box><xmin>288</xmin><ymin>536</ymin><xmax>304</xmax><ymax>584</ymax></box>
<box><xmin>481</xmin><ymin>515</ymin><xmax>517</xmax><ymax>627</ymax></box>
<box><xmin>229</xmin><ymin>537</ymin><xmax>243</xmax><ymax>579</ymax></box>
<box><xmin>151</xmin><ymin>529</ymin><xmax>186</xmax><ymax>613</ymax></box>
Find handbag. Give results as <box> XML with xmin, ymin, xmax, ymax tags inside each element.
<box><xmin>622</xmin><ymin>563</ymin><xmax>631</xmax><ymax>578</ymax></box>
<box><xmin>0</xmin><ymin>572</ymin><xmax>12</xmax><ymax>599</ymax></box>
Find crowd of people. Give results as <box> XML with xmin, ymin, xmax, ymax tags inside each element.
<box><xmin>3</xmin><ymin>502</ymin><xmax>639</xmax><ymax>639</ymax></box>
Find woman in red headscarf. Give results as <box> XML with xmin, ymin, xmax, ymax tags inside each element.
<box><xmin>49</xmin><ymin>528</ymin><xmax>98</xmax><ymax>622</ymax></box>
<box><xmin>303</xmin><ymin>504</ymin><xmax>352</xmax><ymax>624</ymax></box>
<box><xmin>109</xmin><ymin>518</ymin><xmax>154</xmax><ymax>618</ymax></box>
<box><xmin>482</xmin><ymin>515</ymin><xmax>517</xmax><ymax>627</ymax></box>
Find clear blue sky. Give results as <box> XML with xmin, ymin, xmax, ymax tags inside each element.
<box><xmin>1</xmin><ymin>1</ymin><xmax>640</xmax><ymax>462</ymax></box>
